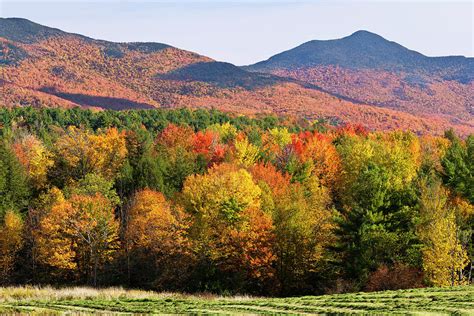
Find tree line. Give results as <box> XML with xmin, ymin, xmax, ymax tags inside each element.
<box><xmin>0</xmin><ymin>107</ymin><xmax>473</xmax><ymax>296</ymax></box>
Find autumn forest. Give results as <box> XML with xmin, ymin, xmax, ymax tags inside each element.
<box><xmin>0</xmin><ymin>107</ymin><xmax>473</xmax><ymax>296</ymax></box>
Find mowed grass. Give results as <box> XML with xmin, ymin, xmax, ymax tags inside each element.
<box><xmin>1</xmin><ymin>285</ymin><xmax>473</xmax><ymax>315</ymax></box>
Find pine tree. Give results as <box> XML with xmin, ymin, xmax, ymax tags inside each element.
<box><xmin>0</xmin><ymin>140</ymin><xmax>30</xmax><ymax>218</ymax></box>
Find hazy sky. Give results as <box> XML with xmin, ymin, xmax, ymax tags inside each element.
<box><xmin>1</xmin><ymin>0</ymin><xmax>472</xmax><ymax>65</ymax></box>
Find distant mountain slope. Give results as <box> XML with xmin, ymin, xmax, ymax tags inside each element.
<box><xmin>245</xmin><ymin>31</ymin><xmax>473</xmax><ymax>127</ymax></box>
<box><xmin>1</xmin><ymin>18</ymin><xmax>473</xmax><ymax>135</ymax></box>
<box><xmin>246</xmin><ymin>30</ymin><xmax>473</xmax><ymax>82</ymax></box>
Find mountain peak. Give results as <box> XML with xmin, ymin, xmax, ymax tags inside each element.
<box><xmin>0</xmin><ymin>17</ymin><xmax>66</xmax><ymax>43</ymax></box>
<box><xmin>345</xmin><ymin>30</ymin><xmax>388</xmax><ymax>42</ymax></box>
<box><xmin>246</xmin><ymin>30</ymin><xmax>420</xmax><ymax>72</ymax></box>
<box><xmin>348</xmin><ymin>30</ymin><xmax>380</xmax><ymax>37</ymax></box>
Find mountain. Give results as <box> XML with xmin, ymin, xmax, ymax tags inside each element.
<box><xmin>246</xmin><ymin>31</ymin><xmax>473</xmax><ymax>82</ymax></box>
<box><xmin>245</xmin><ymin>31</ymin><xmax>474</xmax><ymax>130</ymax></box>
<box><xmin>1</xmin><ymin>18</ymin><xmax>473</xmax><ymax>135</ymax></box>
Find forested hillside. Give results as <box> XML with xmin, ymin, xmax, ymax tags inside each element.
<box><xmin>246</xmin><ymin>31</ymin><xmax>474</xmax><ymax>133</ymax></box>
<box><xmin>1</xmin><ymin>18</ymin><xmax>473</xmax><ymax>135</ymax></box>
<box><xmin>0</xmin><ymin>107</ymin><xmax>472</xmax><ymax>295</ymax></box>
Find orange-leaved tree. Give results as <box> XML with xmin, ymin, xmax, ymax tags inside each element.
<box><xmin>193</xmin><ymin>130</ymin><xmax>226</xmax><ymax>165</ymax></box>
<box><xmin>290</xmin><ymin>131</ymin><xmax>341</xmax><ymax>188</ymax></box>
<box><xmin>155</xmin><ymin>124</ymin><xmax>198</xmax><ymax>194</ymax></box>
<box><xmin>251</xmin><ymin>163</ymin><xmax>335</xmax><ymax>294</ymax></box>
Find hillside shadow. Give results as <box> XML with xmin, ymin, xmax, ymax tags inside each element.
<box><xmin>39</xmin><ymin>88</ymin><xmax>155</xmax><ymax>110</ymax></box>
<box><xmin>158</xmin><ymin>61</ymin><xmax>285</xmax><ymax>90</ymax></box>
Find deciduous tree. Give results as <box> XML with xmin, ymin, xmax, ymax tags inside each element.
<box><xmin>55</xmin><ymin>127</ymin><xmax>127</xmax><ymax>180</ymax></box>
<box><xmin>234</xmin><ymin>136</ymin><xmax>260</xmax><ymax>167</ymax></box>
<box><xmin>418</xmin><ymin>178</ymin><xmax>468</xmax><ymax>286</ymax></box>
<box><xmin>0</xmin><ymin>210</ymin><xmax>24</xmax><ymax>283</ymax></box>
<box><xmin>12</xmin><ymin>134</ymin><xmax>53</xmax><ymax>189</ymax></box>
<box><xmin>182</xmin><ymin>163</ymin><xmax>275</xmax><ymax>292</ymax></box>
<box><xmin>35</xmin><ymin>193</ymin><xmax>119</xmax><ymax>285</ymax></box>
<box><xmin>125</xmin><ymin>189</ymin><xmax>192</xmax><ymax>288</ymax></box>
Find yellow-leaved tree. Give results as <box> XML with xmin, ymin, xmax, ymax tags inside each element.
<box><xmin>12</xmin><ymin>134</ymin><xmax>54</xmax><ymax>189</ymax></box>
<box><xmin>251</xmin><ymin>163</ymin><xmax>335</xmax><ymax>293</ymax></box>
<box><xmin>0</xmin><ymin>210</ymin><xmax>24</xmax><ymax>283</ymax></box>
<box><xmin>269</xmin><ymin>128</ymin><xmax>292</xmax><ymax>149</ymax></box>
<box><xmin>125</xmin><ymin>189</ymin><xmax>192</xmax><ymax>288</ymax></box>
<box><xmin>55</xmin><ymin>127</ymin><xmax>127</xmax><ymax>180</ymax></box>
<box><xmin>337</xmin><ymin>131</ymin><xmax>421</xmax><ymax>208</ymax></box>
<box><xmin>234</xmin><ymin>136</ymin><xmax>260</xmax><ymax>167</ymax></box>
<box><xmin>35</xmin><ymin>193</ymin><xmax>119</xmax><ymax>285</ymax></box>
<box><xmin>182</xmin><ymin>163</ymin><xmax>275</xmax><ymax>291</ymax></box>
<box><xmin>207</xmin><ymin>122</ymin><xmax>238</xmax><ymax>143</ymax></box>
<box><xmin>418</xmin><ymin>178</ymin><xmax>468</xmax><ymax>286</ymax></box>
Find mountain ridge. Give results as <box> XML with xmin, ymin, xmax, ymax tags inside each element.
<box><xmin>1</xmin><ymin>18</ymin><xmax>473</xmax><ymax>135</ymax></box>
<box><xmin>245</xmin><ymin>30</ymin><xmax>473</xmax><ymax>83</ymax></box>
<box><xmin>244</xmin><ymin>28</ymin><xmax>473</xmax><ymax>128</ymax></box>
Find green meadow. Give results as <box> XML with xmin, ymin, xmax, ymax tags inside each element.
<box><xmin>1</xmin><ymin>285</ymin><xmax>473</xmax><ymax>315</ymax></box>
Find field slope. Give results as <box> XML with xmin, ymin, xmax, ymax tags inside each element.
<box><xmin>1</xmin><ymin>286</ymin><xmax>473</xmax><ymax>315</ymax></box>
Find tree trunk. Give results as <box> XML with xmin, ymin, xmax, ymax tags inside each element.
<box><xmin>93</xmin><ymin>254</ymin><xmax>98</xmax><ymax>287</ymax></box>
<box><xmin>468</xmin><ymin>261</ymin><xmax>472</xmax><ymax>284</ymax></box>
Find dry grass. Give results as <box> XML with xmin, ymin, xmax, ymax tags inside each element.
<box><xmin>0</xmin><ymin>285</ymin><xmax>177</xmax><ymax>302</ymax></box>
<box><xmin>0</xmin><ymin>285</ymin><xmax>256</xmax><ymax>303</ymax></box>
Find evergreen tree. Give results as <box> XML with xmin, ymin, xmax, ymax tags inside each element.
<box><xmin>442</xmin><ymin>135</ymin><xmax>474</xmax><ymax>203</ymax></box>
<box><xmin>0</xmin><ymin>140</ymin><xmax>30</xmax><ymax>218</ymax></box>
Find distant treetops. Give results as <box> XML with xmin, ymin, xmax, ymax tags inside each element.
<box><xmin>0</xmin><ymin>107</ymin><xmax>473</xmax><ymax>295</ymax></box>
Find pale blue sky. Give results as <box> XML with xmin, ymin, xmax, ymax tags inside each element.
<box><xmin>1</xmin><ymin>0</ymin><xmax>472</xmax><ymax>65</ymax></box>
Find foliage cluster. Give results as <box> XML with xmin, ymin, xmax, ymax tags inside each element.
<box><xmin>0</xmin><ymin>107</ymin><xmax>473</xmax><ymax>296</ymax></box>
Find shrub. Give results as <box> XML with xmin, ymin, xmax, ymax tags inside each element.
<box><xmin>365</xmin><ymin>263</ymin><xmax>424</xmax><ymax>292</ymax></box>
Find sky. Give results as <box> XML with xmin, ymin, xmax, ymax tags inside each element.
<box><xmin>1</xmin><ymin>0</ymin><xmax>472</xmax><ymax>65</ymax></box>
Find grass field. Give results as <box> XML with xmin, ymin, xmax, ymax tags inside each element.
<box><xmin>1</xmin><ymin>285</ymin><xmax>473</xmax><ymax>315</ymax></box>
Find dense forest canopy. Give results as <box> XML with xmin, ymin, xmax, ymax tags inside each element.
<box><xmin>0</xmin><ymin>107</ymin><xmax>472</xmax><ymax>296</ymax></box>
